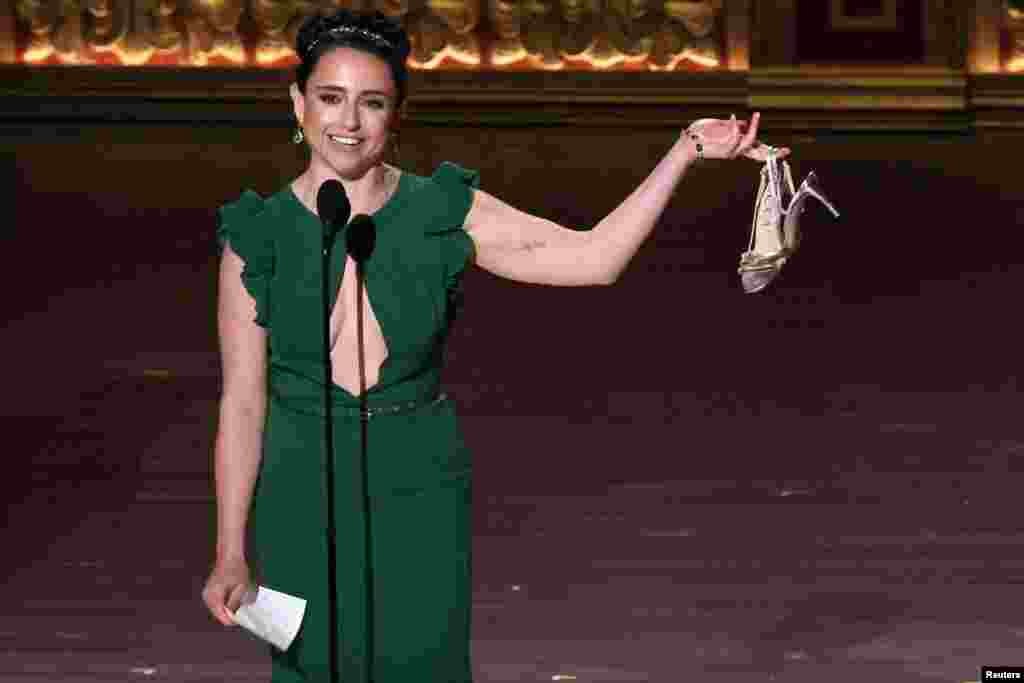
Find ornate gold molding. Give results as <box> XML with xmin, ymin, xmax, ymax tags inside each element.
<box><xmin>5</xmin><ymin>0</ymin><xmax>730</xmax><ymax>70</ymax></box>
<box><xmin>6</xmin><ymin>1</ymin><xmax>1024</xmax><ymax>131</ymax></box>
<box><xmin>0</xmin><ymin>63</ymin><xmax>746</xmax><ymax>125</ymax></box>
<box><xmin>971</xmin><ymin>71</ymin><xmax>1024</xmax><ymax>128</ymax></box>
<box><xmin>749</xmin><ymin>67</ymin><xmax>967</xmax><ymax>111</ymax></box>
<box><xmin>968</xmin><ymin>0</ymin><xmax>1001</xmax><ymax>73</ymax></box>
<box><xmin>748</xmin><ymin>66</ymin><xmax>973</xmax><ymax>132</ymax></box>
<box><xmin>1005</xmin><ymin>1</ymin><xmax>1024</xmax><ymax>71</ymax></box>
<box><xmin>8</xmin><ymin>1</ymin><xmax>1024</xmax><ymax>73</ymax></box>
<box><xmin>8</xmin><ymin>61</ymin><xmax>1024</xmax><ymax>131</ymax></box>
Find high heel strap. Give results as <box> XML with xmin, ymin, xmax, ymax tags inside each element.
<box><xmin>764</xmin><ymin>147</ymin><xmax>797</xmax><ymax>216</ymax></box>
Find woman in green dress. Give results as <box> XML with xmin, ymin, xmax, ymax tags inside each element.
<box><xmin>201</xmin><ymin>9</ymin><xmax>783</xmax><ymax>682</ymax></box>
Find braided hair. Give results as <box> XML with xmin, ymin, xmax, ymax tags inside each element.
<box><xmin>295</xmin><ymin>10</ymin><xmax>412</xmax><ymax>106</ymax></box>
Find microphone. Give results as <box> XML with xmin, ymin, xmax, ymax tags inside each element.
<box><xmin>316</xmin><ymin>179</ymin><xmax>350</xmax><ymax>242</ymax></box>
<box><xmin>346</xmin><ymin>214</ymin><xmax>377</xmax><ymax>263</ymax></box>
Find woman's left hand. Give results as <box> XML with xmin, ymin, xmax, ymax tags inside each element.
<box><xmin>686</xmin><ymin>112</ymin><xmax>791</xmax><ymax>162</ymax></box>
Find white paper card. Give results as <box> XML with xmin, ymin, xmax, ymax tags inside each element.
<box><xmin>233</xmin><ymin>585</ymin><xmax>307</xmax><ymax>652</ymax></box>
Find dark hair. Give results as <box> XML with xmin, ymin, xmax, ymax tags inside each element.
<box><xmin>295</xmin><ymin>10</ymin><xmax>412</xmax><ymax>107</ymax></box>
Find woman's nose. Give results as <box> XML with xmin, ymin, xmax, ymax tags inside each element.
<box><xmin>340</xmin><ymin>100</ymin><xmax>360</xmax><ymax>130</ymax></box>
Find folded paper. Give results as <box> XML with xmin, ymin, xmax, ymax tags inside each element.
<box><xmin>233</xmin><ymin>585</ymin><xmax>307</xmax><ymax>651</ymax></box>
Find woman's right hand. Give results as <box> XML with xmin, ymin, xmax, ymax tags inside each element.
<box><xmin>685</xmin><ymin>113</ymin><xmax>791</xmax><ymax>162</ymax></box>
<box><xmin>202</xmin><ymin>556</ymin><xmax>252</xmax><ymax>626</ymax></box>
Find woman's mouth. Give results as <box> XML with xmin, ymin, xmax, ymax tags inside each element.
<box><xmin>327</xmin><ymin>134</ymin><xmax>361</xmax><ymax>147</ymax></box>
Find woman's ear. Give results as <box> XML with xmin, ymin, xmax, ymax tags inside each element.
<box><xmin>290</xmin><ymin>83</ymin><xmax>305</xmax><ymax>126</ymax></box>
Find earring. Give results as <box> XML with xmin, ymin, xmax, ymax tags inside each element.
<box><xmin>292</xmin><ymin>126</ymin><xmax>304</xmax><ymax>144</ymax></box>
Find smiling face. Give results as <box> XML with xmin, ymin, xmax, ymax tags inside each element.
<box><xmin>291</xmin><ymin>46</ymin><xmax>398</xmax><ymax>181</ymax></box>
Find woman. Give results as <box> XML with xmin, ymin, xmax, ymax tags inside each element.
<box><xmin>202</xmin><ymin>8</ymin><xmax>786</xmax><ymax>682</ymax></box>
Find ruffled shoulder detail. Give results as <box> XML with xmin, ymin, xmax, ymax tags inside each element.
<box><xmin>423</xmin><ymin>161</ymin><xmax>480</xmax><ymax>236</ymax></box>
<box><xmin>216</xmin><ymin>190</ymin><xmax>274</xmax><ymax>328</ymax></box>
<box><xmin>418</xmin><ymin>163</ymin><xmax>479</xmax><ymax>326</ymax></box>
<box><xmin>217</xmin><ymin>189</ymin><xmax>265</xmax><ymax>235</ymax></box>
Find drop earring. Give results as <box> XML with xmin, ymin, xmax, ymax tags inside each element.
<box><xmin>292</xmin><ymin>126</ymin><xmax>304</xmax><ymax>144</ymax></box>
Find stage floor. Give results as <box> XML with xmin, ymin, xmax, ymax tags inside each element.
<box><xmin>1</xmin><ymin>262</ymin><xmax>1021</xmax><ymax>683</ymax></box>
<box><xmin>4</xmin><ymin>143</ymin><xmax>1024</xmax><ymax>682</ymax></box>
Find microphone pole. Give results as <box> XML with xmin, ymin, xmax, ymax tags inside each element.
<box><xmin>346</xmin><ymin>215</ymin><xmax>377</xmax><ymax>682</ymax></box>
<box><xmin>316</xmin><ymin>180</ymin><xmax>349</xmax><ymax>683</ymax></box>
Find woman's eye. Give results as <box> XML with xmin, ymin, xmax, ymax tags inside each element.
<box><xmin>320</xmin><ymin>94</ymin><xmax>341</xmax><ymax>105</ymax></box>
<box><xmin>364</xmin><ymin>100</ymin><xmax>386</xmax><ymax>110</ymax></box>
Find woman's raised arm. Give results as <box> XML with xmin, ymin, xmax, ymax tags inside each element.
<box><xmin>464</xmin><ymin>113</ymin><xmax>779</xmax><ymax>286</ymax></box>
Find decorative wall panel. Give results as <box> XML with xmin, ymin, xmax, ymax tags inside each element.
<box><xmin>1004</xmin><ymin>1</ymin><xmax>1024</xmax><ymax>71</ymax></box>
<box><xmin>4</xmin><ymin>1</ymin><xmax>1024</xmax><ymax>132</ymax></box>
<box><xmin>797</xmin><ymin>0</ymin><xmax>925</xmax><ymax>64</ymax></box>
<box><xmin>4</xmin><ymin>0</ymin><xmax>729</xmax><ymax>70</ymax></box>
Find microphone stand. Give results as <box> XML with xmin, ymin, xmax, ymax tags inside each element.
<box><xmin>349</xmin><ymin>217</ymin><xmax>376</xmax><ymax>682</ymax></box>
<box><xmin>321</xmin><ymin>229</ymin><xmax>341</xmax><ymax>683</ymax></box>
<box><xmin>356</xmin><ymin>255</ymin><xmax>373</xmax><ymax>680</ymax></box>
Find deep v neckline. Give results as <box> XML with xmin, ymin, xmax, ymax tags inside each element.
<box><xmin>286</xmin><ymin>170</ymin><xmax>408</xmax><ymax>397</ymax></box>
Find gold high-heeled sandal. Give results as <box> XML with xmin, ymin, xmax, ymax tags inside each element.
<box><xmin>738</xmin><ymin>149</ymin><xmax>840</xmax><ymax>293</ymax></box>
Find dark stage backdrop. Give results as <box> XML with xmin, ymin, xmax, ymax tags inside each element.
<box><xmin>9</xmin><ymin>121</ymin><xmax>1024</xmax><ymax>388</ymax></box>
<box><xmin>797</xmin><ymin>0</ymin><xmax>925</xmax><ymax>64</ymax></box>
<box><xmin>5</xmin><ymin>121</ymin><xmax>1024</xmax><ymax>527</ymax></box>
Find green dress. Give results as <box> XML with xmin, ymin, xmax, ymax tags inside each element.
<box><xmin>217</xmin><ymin>162</ymin><xmax>479</xmax><ymax>682</ymax></box>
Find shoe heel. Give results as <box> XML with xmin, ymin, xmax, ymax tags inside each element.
<box><xmin>801</xmin><ymin>171</ymin><xmax>840</xmax><ymax>218</ymax></box>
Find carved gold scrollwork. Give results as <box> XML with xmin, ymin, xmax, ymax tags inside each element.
<box><xmin>83</xmin><ymin>0</ymin><xmax>121</xmax><ymax>50</ymax></box>
<box><xmin>16</xmin><ymin>0</ymin><xmax>59</xmax><ymax>61</ymax></box>
<box><xmin>186</xmin><ymin>0</ymin><xmax>246</xmax><ymax>63</ymax></box>
<box><xmin>51</xmin><ymin>0</ymin><xmax>88</xmax><ymax>63</ymax></box>
<box><xmin>150</xmin><ymin>0</ymin><xmax>185</xmax><ymax>52</ymax></box>
<box><xmin>644</xmin><ymin>0</ymin><xmax>719</xmax><ymax>70</ymax></box>
<box><xmin>520</xmin><ymin>0</ymin><xmax>560</xmax><ymax>68</ymax></box>
<box><xmin>428</xmin><ymin>0</ymin><xmax>480</xmax><ymax>64</ymax></box>
<box><xmin>605</xmin><ymin>0</ymin><xmax>657</xmax><ymax>64</ymax></box>
<box><xmin>488</xmin><ymin>0</ymin><xmax>522</xmax><ymax>65</ymax></box>
<box><xmin>558</xmin><ymin>0</ymin><xmax>597</xmax><ymax>61</ymax></box>
<box><xmin>116</xmin><ymin>0</ymin><xmax>158</xmax><ymax>64</ymax></box>
<box><xmin>489</xmin><ymin>0</ymin><xmax>561</xmax><ymax>69</ymax></box>
<box><xmin>249</xmin><ymin>0</ymin><xmax>302</xmax><ymax>64</ymax></box>
<box><xmin>1006</xmin><ymin>3</ymin><xmax>1024</xmax><ymax>71</ymax></box>
<box><xmin>8</xmin><ymin>0</ymin><xmax>722</xmax><ymax>68</ymax></box>
<box><xmin>1</xmin><ymin>0</ymin><xmax>16</xmax><ymax>62</ymax></box>
<box><xmin>665</xmin><ymin>0</ymin><xmax>721</xmax><ymax>67</ymax></box>
<box><xmin>402</xmin><ymin>0</ymin><xmax>480</xmax><ymax>68</ymax></box>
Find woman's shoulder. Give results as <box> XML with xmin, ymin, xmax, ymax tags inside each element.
<box><xmin>430</xmin><ymin>162</ymin><xmax>479</xmax><ymax>191</ymax></box>
<box><xmin>218</xmin><ymin>184</ymin><xmax>302</xmax><ymax>232</ymax></box>
<box><xmin>399</xmin><ymin>163</ymin><xmax>479</xmax><ymax>234</ymax></box>
<box><xmin>399</xmin><ymin>162</ymin><xmax>478</xmax><ymax>192</ymax></box>
<box><xmin>218</xmin><ymin>189</ymin><xmax>267</xmax><ymax>226</ymax></box>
